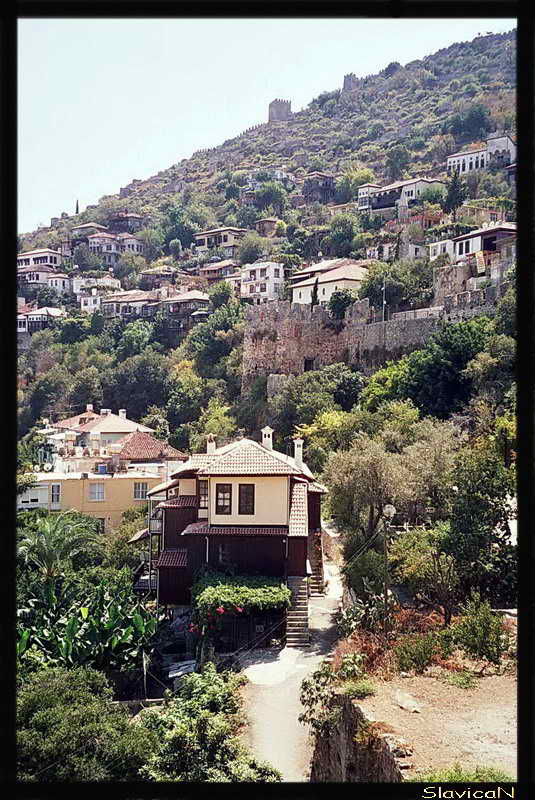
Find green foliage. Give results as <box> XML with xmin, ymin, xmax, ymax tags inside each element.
<box><xmin>409</xmin><ymin>763</ymin><xmax>514</xmax><ymax>783</ymax></box>
<box><xmin>209</xmin><ymin>280</ymin><xmax>234</xmax><ymax>309</ymax></box>
<box><xmin>139</xmin><ymin>663</ymin><xmax>281</xmax><ymax>782</ymax></box>
<box><xmin>57</xmin><ymin>316</ymin><xmax>92</xmax><ymax>345</ymax></box>
<box><xmin>191</xmin><ymin>572</ymin><xmax>291</xmax><ymax>625</ymax></box>
<box><xmin>493</xmin><ymin>285</ymin><xmax>516</xmax><ymax>337</ymax></box>
<box><xmin>140</xmin><ymin>404</ymin><xmax>171</xmax><ymax>441</ymax></box>
<box><xmin>453</xmin><ymin>593</ymin><xmax>510</xmax><ymax>665</ymax></box>
<box><xmin>322</xmin><ymin>213</ymin><xmax>359</xmax><ymax>257</ymax></box>
<box><xmin>338</xmin><ymin>678</ymin><xmax>376</xmax><ymax>699</ymax></box>
<box><xmin>443</xmin><ymin>670</ymin><xmax>477</xmax><ymax>689</ymax></box>
<box><xmin>443</xmin><ymin>170</ymin><xmax>468</xmax><ymax>221</ymax></box>
<box><xmin>17</xmin><ymin>571</ymin><xmax>158</xmax><ymax>681</ymax></box>
<box><xmin>184</xmin><ymin>300</ymin><xmax>243</xmax><ymax>379</ymax></box>
<box><xmin>357</xmin><ymin>259</ymin><xmax>433</xmax><ymax>310</ymax></box>
<box><xmin>254</xmin><ymin>181</ymin><xmax>288</xmax><ymax>216</ymax></box>
<box><xmin>102</xmin><ymin>349</ymin><xmax>170</xmax><ymax>420</ymax></box>
<box><xmin>445</xmin><ymin>443</ymin><xmax>516</xmax><ymax>603</ymax></box>
<box><xmin>442</xmin><ymin>102</ymin><xmax>492</xmax><ymax>139</ymax></box>
<box><xmin>394</xmin><ymin>632</ymin><xmax>438</xmax><ymax>673</ymax></box>
<box><xmin>385</xmin><ymin>145</ymin><xmax>410</xmax><ymax>180</ymax></box>
<box><xmin>115</xmin><ymin>319</ymin><xmax>154</xmax><ymax>361</ymax></box>
<box><xmin>299</xmin><ymin>661</ymin><xmax>341</xmax><ymax>733</ymax></box>
<box><xmin>17</xmin><ymin>667</ymin><xmax>155</xmax><ymax>781</ymax></box>
<box><xmin>237</xmin><ymin>231</ymin><xmax>267</xmax><ymax>265</ymax></box>
<box><xmin>188</xmin><ymin>397</ymin><xmax>238</xmax><ymax>453</ymax></box>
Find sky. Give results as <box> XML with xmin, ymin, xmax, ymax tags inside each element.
<box><xmin>18</xmin><ymin>17</ymin><xmax>516</xmax><ymax>233</ymax></box>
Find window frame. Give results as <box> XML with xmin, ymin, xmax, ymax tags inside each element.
<box><xmin>198</xmin><ymin>479</ymin><xmax>209</xmax><ymax>509</ymax></box>
<box><xmin>238</xmin><ymin>483</ymin><xmax>255</xmax><ymax>516</ymax></box>
<box><xmin>89</xmin><ymin>482</ymin><xmax>105</xmax><ymax>501</ymax></box>
<box><xmin>215</xmin><ymin>483</ymin><xmax>232</xmax><ymax>515</ymax></box>
<box><xmin>134</xmin><ymin>481</ymin><xmax>148</xmax><ymax>500</ymax></box>
<box><xmin>51</xmin><ymin>484</ymin><xmax>61</xmax><ymax>504</ymax></box>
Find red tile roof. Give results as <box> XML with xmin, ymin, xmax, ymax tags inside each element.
<box><xmin>181</xmin><ymin>523</ymin><xmax>289</xmax><ymax>537</ymax></box>
<box><xmin>198</xmin><ymin>440</ymin><xmax>304</xmax><ymax>476</ymax></box>
<box><xmin>157</xmin><ymin>495</ymin><xmax>200</xmax><ymax>509</ymax></box>
<box><xmin>288</xmin><ymin>481</ymin><xmax>308</xmax><ymax>537</ymax></box>
<box><xmin>53</xmin><ymin>410</ymin><xmax>101</xmax><ymax>430</ymax></box>
<box><xmin>115</xmin><ymin>431</ymin><xmax>187</xmax><ymax>461</ymax></box>
<box><xmin>156</xmin><ymin>549</ymin><xmax>188</xmax><ymax>567</ymax></box>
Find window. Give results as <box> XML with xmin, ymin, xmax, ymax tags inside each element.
<box><xmin>259</xmin><ymin>283</ymin><xmax>266</xmax><ymax>293</ymax></box>
<box><xmin>274</xmin><ymin>268</ymin><xmax>280</xmax><ymax>277</ymax></box>
<box><xmin>322</xmin><ymin>288</ymin><xmax>325</xmax><ymax>295</ymax></box>
<box><xmin>199</xmin><ymin>479</ymin><xmax>208</xmax><ymax>508</ymax></box>
<box><xmin>239</xmin><ymin>484</ymin><xmax>255</xmax><ymax>515</ymax></box>
<box><xmin>260</xmin><ymin>269</ymin><xmax>266</xmax><ymax>277</ymax></box>
<box><xmin>249</xmin><ymin>285</ymin><xmax>255</xmax><ymax>294</ymax></box>
<box><xmin>134</xmin><ymin>481</ymin><xmax>148</xmax><ymax>499</ymax></box>
<box><xmin>218</xmin><ymin>542</ymin><xmax>232</xmax><ymax>565</ymax></box>
<box><xmin>215</xmin><ymin>483</ymin><xmax>232</xmax><ymax>515</ymax></box>
<box><xmin>51</xmin><ymin>484</ymin><xmax>61</xmax><ymax>504</ymax></box>
<box><xmin>89</xmin><ymin>483</ymin><xmax>105</xmax><ymax>501</ymax></box>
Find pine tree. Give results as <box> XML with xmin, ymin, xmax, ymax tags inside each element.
<box><xmin>75</xmin><ymin>199</ymin><xmax>79</xmax><ymax>215</ymax></box>
<box><xmin>310</xmin><ymin>276</ymin><xmax>319</xmax><ymax>308</ymax></box>
<box><xmin>443</xmin><ymin>170</ymin><xmax>466</xmax><ymax>222</ymax></box>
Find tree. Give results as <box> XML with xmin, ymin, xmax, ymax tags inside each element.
<box><xmin>209</xmin><ymin>280</ymin><xmax>233</xmax><ymax>309</ymax></box>
<box><xmin>72</xmin><ymin>244</ymin><xmax>102</xmax><ymax>270</ymax></box>
<box><xmin>189</xmin><ymin>397</ymin><xmax>238</xmax><ymax>453</ymax></box>
<box><xmin>357</xmin><ymin>259</ymin><xmax>432</xmax><ymax>310</ymax></box>
<box><xmin>17</xmin><ymin>511</ymin><xmax>103</xmax><ymax>582</ymax></box>
<box><xmin>102</xmin><ymin>349</ymin><xmax>170</xmax><ymax>420</ymax></box>
<box><xmin>140</xmin><ymin>405</ymin><xmax>171</xmax><ymax>442</ymax></box>
<box><xmin>328</xmin><ymin>289</ymin><xmax>355</xmax><ymax>320</ymax></box>
<box><xmin>254</xmin><ymin>181</ymin><xmax>288</xmax><ymax>216</ymax></box>
<box><xmin>323</xmin><ymin>434</ymin><xmax>410</xmax><ymax>538</ymax></box>
<box><xmin>184</xmin><ymin>301</ymin><xmax>244</xmax><ymax>378</ymax></box>
<box><xmin>445</xmin><ymin>443</ymin><xmax>515</xmax><ymax>604</ymax></box>
<box><xmin>419</xmin><ymin>186</ymin><xmax>446</xmax><ymax>205</ymax></box>
<box><xmin>89</xmin><ymin>311</ymin><xmax>105</xmax><ymax>335</ymax></box>
<box><xmin>310</xmin><ymin>277</ymin><xmax>319</xmax><ymax>307</ymax></box>
<box><xmin>321</xmin><ymin>213</ymin><xmax>358</xmax><ymax>257</ymax></box>
<box><xmin>385</xmin><ymin>145</ymin><xmax>410</xmax><ymax>181</ymax></box>
<box><xmin>67</xmin><ymin>366</ymin><xmax>103</xmax><ymax>411</ymax></box>
<box><xmin>57</xmin><ymin>316</ymin><xmax>91</xmax><ymax>345</ymax></box>
<box><xmin>115</xmin><ymin>319</ymin><xmax>154</xmax><ymax>361</ymax></box>
<box><xmin>114</xmin><ymin>252</ymin><xmax>146</xmax><ymax>288</ymax></box>
<box><xmin>493</xmin><ymin>285</ymin><xmax>515</xmax><ymax>337</ymax></box>
<box><xmin>429</xmin><ymin>133</ymin><xmax>456</xmax><ymax>163</ymax></box>
<box><xmin>169</xmin><ymin>238</ymin><xmax>183</xmax><ymax>258</ymax></box>
<box><xmin>17</xmin><ymin>667</ymin><xmax>155</xmax><ymax>781</ymax></box>
<box><xmin>443</xmin><ymin>170</ymin><xmax>467</xmax><ymax>222</ymax></box>
<box><xmin>237</xmin><ymin>232</ymin><xmax>267</xmax><ymax>265</ymax></box>
<box><xmin>75</xmin><ymin>199</ymin><xmax>79</xmax><ymax>215</ymax></box>
<box><xmin>136</xmin><ymin>227</ymin><xmax>164</xmax><ymax>262</ymax></box>
<box><xmin>383</xmin><ymin>61</ymin><xmax>401</xmax><ymax>78</ymax></box>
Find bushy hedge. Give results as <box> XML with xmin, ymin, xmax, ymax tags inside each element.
<box><xmin>191</xmin><ymin>572</ymin><xmax>291</xmax><ymax>625</ymax></box>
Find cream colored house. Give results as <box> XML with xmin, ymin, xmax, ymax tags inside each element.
<box><xmin>291</xmin><ymin>262</ymin><xmax>369</xmax><ymax>305</ymax></box>
<box><xmin>17</xmin><ymin>471</ymin><xmax>162</xmax><ymax>531</ymax></box>
<box><xmin>194</xmin><ymin>227</ymin><xmax>247</xmax><ymax>258</ymax></box>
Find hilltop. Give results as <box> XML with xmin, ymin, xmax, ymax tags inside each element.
<box><xmin>19</xmin><ymin>29</ymin><xmax>515</xmax><ymax>251</ymax></box>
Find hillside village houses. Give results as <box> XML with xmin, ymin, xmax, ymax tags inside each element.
<box><xmin>241</xmin><ymin>260</ymin><xmax>286</xmax><ymax>304</ymax></box>
<box><xmin>17</xmin><ymin>305</ymin><xmax>66</xmax><ymax>334</ymax></box>
<box><xmin>291</xmin><ymin>261</ymin><xmax>370</xmax><ymax>305</ymax></box>
<box><xmin>194</xmin><ymin>227</ymin><xmax>247</xmax><ymax>258</ymax></box>
<box><xmin>139</xmin><ymin>428</ymin><xmax>326</xmax><ymax>647</ymax></box>
<box><xmin>17</xmin><ymin>248</ymin><xmax>62</xmax><ymax>269</ymax></box>
<box><xmin>446</xmin><ymin>132</ymin><xmax>517</xmax><ymax>175</ymax></box>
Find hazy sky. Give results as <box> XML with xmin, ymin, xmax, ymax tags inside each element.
<box><xmin>18</xmin><ymin>17</ymin><xmax>516</xmax><ymax>232</ymax></box>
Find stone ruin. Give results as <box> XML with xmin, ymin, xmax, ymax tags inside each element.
<box><xmin>268</xmin><ymin>99</ymin><xmax>292</xmax><ymax>123</ymax></box>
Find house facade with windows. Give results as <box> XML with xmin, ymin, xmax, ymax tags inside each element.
<box><xmin>143</xmin><ymin>429</ymin><xmax>326</xmax><ymax>625</ymax></box>
<box><xmin>446</xmin><ymin>133</ymin><xmax>516</xmax><ymax>176</ymax></box>
<box><xmin>291</xmin><ymin>262</ymin><xmax>369</xmax><ymax>305</ymax></box>
<box><xmin>17</xmin><ymin>471</ymin><xmax>163</xmax><ymax>531</ymax></box>
<box><xmin>451</xmin><ymin>222</ymin><xmax>516</xmax><ymax>270</ymax></box>
<box><xmin>428</xmin><ymin>239</ymin><xmax>455</xmax><ymax>262</ymax></box>
<box><xmin>17</xmin><ymin>248</ymin><xmax>63</xmax><ymax>269</ymax></box>
<box><xmin>241</xmin><ymin>260</ymin><xmax>285</xmax><ymax>304</ymax></box>
<box><xmin>357</xmin><ymin>183</ymin><xmax>380</xmax><ymax>211</ymax></box>
<box><xmin>194</xmin><ymin>227</ymin><xmax>247</xmax><ymax>258</ymax></box>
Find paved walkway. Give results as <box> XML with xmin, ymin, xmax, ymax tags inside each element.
<box><xmin>240</xmin><ymin>561</ymin><xmax>343</xmax><ymax>781</ymax></box>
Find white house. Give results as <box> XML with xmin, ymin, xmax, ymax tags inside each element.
<box><xmin>17</xmin><ymin>264</ymin><xmax>57</xmax><ymax>286</ymax></box>
<box><xmin>17</xmin><ymin>248</ymin><xmax>62</xmax><ymax>269</ymax></box>
<box><xmin>446</xmin><ymin>133</ymin><xmax>516</xmax><ymax>175</ymax></box>
<box><xmin>369</xmin><ymin>177</ymin><xmax>446</xmax><ymax>212</ymax></box>
<box><xmin>71</xmin><ymin>274</ymin><xmax>122</xmax><ymax>296</ymax></box>
<box><xmin>292</xmin><ymin>262</ymin><xmax>369</xmax><ymax>305</ymax></box>
<box><xmin>357</xmin><ymin>183</ymin><xmax>380</xmax><ymax>210</ymax></box>
<box><xmin>47</xmin><ymin>273</ymin><xmax>72</xmax><ymax>294</ymax></box>
<box><xmin>87</xmin><ymin>232</ymin><xmax>122</xmax><ymax>266</ymax></box>
<box><xmin>451</xmin><ymin>222</ymin><xmax>517</xmax><ymax>262</ymax></box>
<box><xmin>241</xmin><ymin>261</ymin><xmax>285</xmax><ymax>304</ymax></box>
<box><xmin>428</xmin><ymin>239</ymin><xmax>455</xmax><ymax>262</ymax></box>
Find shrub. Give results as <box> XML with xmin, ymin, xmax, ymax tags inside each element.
<box><xmin>394</xmin><ymin>633</ymin><xmax>437</xmax><ymax>673</ymax></box>
<box><xmin>453</xmin><ymin>594</ymin><xmax>510</xmax><ymax>665</ymax></box>
<box><xmin>339</xmin><ymin>678</ymin><xmax>376</xmax><ymax>699</ymax></box>
<box><xmin>409</xmin><ymin>763</ymin><xmax>514</xmax><ymax>782</ymax></box>
<box><xmin>17</xmin><ymin>667</ymin><xmax>155</xmax><ymax>781</ymax></box>
<box><xmin>443</xmin><ymin>670</ymin><xmax>477</xmax><ymax>689</ymax></box>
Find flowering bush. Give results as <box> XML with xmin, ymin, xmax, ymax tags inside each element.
<box><xmin>191</xmin><ymin>572</ymin><xmax>291</xmax><ymax>626</ymax></box>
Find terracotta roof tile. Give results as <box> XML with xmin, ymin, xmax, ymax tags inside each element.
<box><xmin>288</xmin><ymin>481</ymin><xmax>308</xmax><ymax>537</ymax></box>
<box><xmin>156</xmin><ymin>549</ymin><xmax>188</xmax><ymax>567</ymax></box>
<box><xmin>157</xmin><ymin>495</ymin><xmax>200</xmax><ymax>509</ymax></box>
<box><xmin>116</xmin><ymin>431</ymin><xmax>187</xmax><ymax>461</ymax></box>
<box><xmin>198</xmin><ymin>440</ymin><xmax>303</xmax><ymax>476</ymax></box>
<box><xmin>181</xmin><ymin>523</ymin><xmax>289</xmax><ymax>537</ymax></box>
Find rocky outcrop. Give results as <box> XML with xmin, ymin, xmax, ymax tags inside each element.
<box><xmin>310</xmin><ymin>695</ymin><xmax>405</xmax><ymax>782</ymax></box>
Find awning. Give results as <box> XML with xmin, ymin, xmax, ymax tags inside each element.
<box><xmin>157</xmin><ymin>495</ymin><xmax>199</xmax><ymax>510</ymax></box>
<box><xmin>128</xmin><ymin>528</ymin><xmax>149</xmax><ymax>543</ymax></box>
<box><xmin>155</xmin><ymin>549</ymin><xmax>188</xmax><ymax>568</ymax></box>
<box><xmin>181</xmin><ymin>523</ymin><xmax>289</xmax><ymax>537</ymax></box>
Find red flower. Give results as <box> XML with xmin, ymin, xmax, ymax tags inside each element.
<box><xmin>216</xmin><ymin>606</ymin><xmax>225</xmax><ymax>615</ymax></box>
<box><xmin>234</xmin><ymin>606</ymin><xmax>243</xmax><ymax>613</ymax></box>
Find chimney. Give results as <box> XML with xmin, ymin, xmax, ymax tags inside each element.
<box><xmin>261</xmin><ymin>426</ymin><xmax>274</xmax><ymax>450</ymax></box>
<box><xmin>206</xmin><ymin>433</ymin><xmax>216</xmax><ymax>454</ymax></box>
<box><xmin>293</xmin><ymin>438</ymin><xmax>304</xmax><ymax>469</ymax></box>
<box><xmin>119</xmin><ymin>409</ymin><xmax>127</xmax><ymax>419</ymax></box>
<box><xmin>100</xmin><ymin>408</ymin><xmax>111</xmax><ymax>416</ymax></box>
<box><xmin>86</xmin><ymin>404</ymin><xmax>93</xmax><ymax>412</ymax></box>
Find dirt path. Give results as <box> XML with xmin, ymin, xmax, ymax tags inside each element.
<box><xmin>240</xmin><ymin>561</ymin><xmax>343</xmax><ymax>781</ymax></box>
<box><xmin>358</xmin><ymin>672</ymin><xmax>517</xmax><ymax>779</ymax></box>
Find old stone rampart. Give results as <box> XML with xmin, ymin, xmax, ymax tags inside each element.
<box><xmin>241</xmin><ymin>283</ymin><xmax>509</xmax><ymax>392</ymax></box>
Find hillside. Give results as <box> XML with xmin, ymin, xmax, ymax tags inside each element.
<box><xmin>19</xmin><ymin>29</ymin><xmax>515</xmax><ymax>252</ymax></box>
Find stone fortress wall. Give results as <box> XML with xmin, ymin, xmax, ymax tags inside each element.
<box><xmin>241</xmin><ymin>283</ymin><xmax>510</xmax><ymax>392</ymax></box>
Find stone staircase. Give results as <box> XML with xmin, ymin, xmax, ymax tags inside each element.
<box><xmin>308</xmin><ymin>530</ymin><xmax>326</xmax><ymax>596</ymax></box>
<box><xmin>286</xmin><ymin>576</ymin><xmax>310</xmax><ymax>647</ymax></box>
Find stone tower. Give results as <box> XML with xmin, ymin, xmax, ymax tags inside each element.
<box><xmin>268</xmin><ymin>99</ymin><xmax>292</xmax><ymax>123</ymax></box>
<box><xmin>342</xmin><ymin>73</ymin><xmax>359</xmax><ymax>93</ymax></box>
